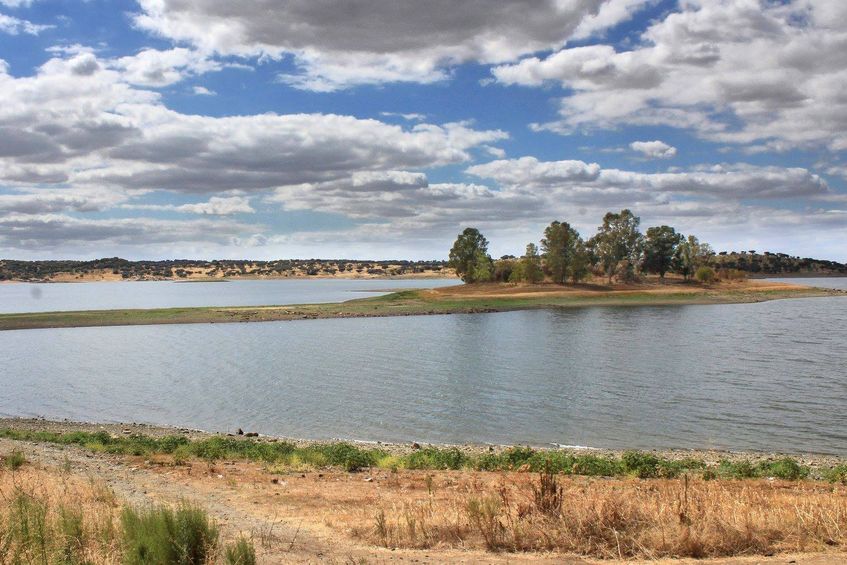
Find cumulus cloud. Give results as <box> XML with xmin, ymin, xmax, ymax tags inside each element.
<box><xmin>192</xmin><ymin>85</ymin><xmax>214</xmax><ymax>95</ymax></box>
<box><xmin>123</xmin><ymin>196</ymin><xmax>255</xmax><ymax>215</ymax></box>
<box><xmin>113</xmin><ymin>47</ymin><xmax>221</xmax><ymax>87</ymax></box>
<box><xmin>467</xmin><ymin>157</ymin><xmax>828</xmax><ymax>200</ymax></box>
<box><xmin>0</xmin><ymin>50</ymin><xmax>510</xmax><ymax>253</ymax></box>
<box><xmin>0</xmin><ymin>52</ymin><xmax>505</xmax><ymax>194</ymax></box>
<box><xmin>132</xmin><ymin>0</ymin><xmax>652</xmax><ymax>90</ymax></box>
<box><xmin>0</xmin><ymin>12</ymin><xmax>51</xmax><ymax>35</ymax></box>
<box><xmin>380</xmin><ymin>112</ymin><xmax>427</xmax><ymax>122</ymax></box>
<box><xmin>493</xmin><ymin>0</ymin><xmax>847</xmax><ymax>151</ymax></box>
<box><xmin>0</xmin><ymin>213</ymin><xmax>257</xmax><ymax>249</ymax></box>
<box><xmin>630</xmin><ymin>140</ymin><xmax>677</xmax><ymax>159</ymax></box>
<box><xmin>0</xmin><ymin>188</ymin><xmax>128</xmax><ymax>214</ymax></box>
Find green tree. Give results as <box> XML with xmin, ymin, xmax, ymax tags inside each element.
<box><xmin>541</xmin><ymin>221</ymin><xmax>581</xmax><ymax>284</ymax></box>
<box><xmin>449</xmin><ymin>228</ymin><xmax>493</xmax><ymax>283</ymax></box>
<box><xmin>521</xmin><ymin>243</ymin><xmax>543</xmax><ymax>283</ymax></box>
<box><xmin>643</xmin><ymin>225</ymin><xmax>683</xmax><ymax>279</ymax></box>
<box><xmin>588</xmin><ymin>209</ymin><xmax>643</xmax><ymax>284</ymax></box>
<box><xmin>569</xmin><ymin>240</ymin><xmax>591</xmax><ymax>284</ymax></box>
<box><xmin>674</xmin><ymin>235</ymin><xmax>715</xmax><ymax>280</ymax></box>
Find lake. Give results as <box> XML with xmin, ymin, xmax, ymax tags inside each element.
<box><xmin>0</xmin><ymin>278</ymin><xmax>458</xmax><ymax>313</ymax></box>
<box><xmin>1</xmin><ymin>277</ymin><xmax>845</xmax><ymax>454</ymax></box>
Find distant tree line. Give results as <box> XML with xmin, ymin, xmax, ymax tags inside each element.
<box><xmin>0</xmin><ymin>258</ymin><xmax>449</xmax><ymax>281</ymax></box>
<box><xmin>448</xmin><ymin>210</ymin><xmax>847</xmax><ymax>284</ymax></box>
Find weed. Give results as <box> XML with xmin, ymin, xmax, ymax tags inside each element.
<box><xmin>225</xmin><ymin>537</ymin><xmax>257</xmax><ymax>565</ymax></box>
<box><xmin>4</xmin><ymin>450</ymin><xmax>27</xmax><ymax>470</ymax></box>
<box><xmin>532</xmin><ymin>463</ymin><xmax>563</xmax><ymax>516</ymax></box>
<box><xmin>121</xmin><ymin>503</ymin><xmax>219</xmax><ymax>565</ymax></box>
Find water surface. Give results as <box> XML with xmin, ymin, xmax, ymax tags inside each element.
<box><xmin>0</xmin><ymin>278</ymin><xmax>458</xmax><ymax>313</ymax></box>
<box><xmin>2</xmin><ymin>289</ymin><xmax>845</xmax><ymax>454</ymax></box>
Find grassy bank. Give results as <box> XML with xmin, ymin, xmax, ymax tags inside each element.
<box><xmin>5</xmin><ymin>431</ymin><xmax>847</xmax><ymax>561</ymax></box>
<box><xmin>3</xmin><ymin>428</ymin><xmax>845</xmax><ymax>482</ymax></box>
<box><xmin>0</xmin><ymin>280</ymin><xmax>840</xmax><ymax>331</ymax></box>
<box><xmin>0</xmin><ymin>452</ymin><xmax>256</xmax><ymax>564</ymax></box>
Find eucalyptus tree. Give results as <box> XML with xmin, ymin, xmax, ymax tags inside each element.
<box><xmin>589</xmin><ymin>209</ymin><xmax>643</xmax><ymax>283</ymax></box>
<box><xmin>521</xmin><ymin>243</ymin><xmax>543</xmax><ymax>283</ymax></box>
<box><xmin>674</xmin><ymin>235</ymin><xmax>715</xmax><ymax>280</ymax></box>
<box><xmin>448</xmin><ymin>227</ymin><xmax>494</xmax><ymax>283</ymax></box>
<box><xmin>541</xmin><ymin>220</ymin><xmax>581</xmax><ymax>284</ymax></box>
<box><xmin>643</xmin><ymin>225</ymin><xmax>684</xmax><ymax>279</ymax></box>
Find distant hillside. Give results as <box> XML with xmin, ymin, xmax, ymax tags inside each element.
<box><xmin>1</xmin><ymin>251</ymin><xmax>843</xmax><ymax>282</ymax></box>
<box><xmin>0</xmin><ymin>258</ymin><xmax>453</xmax><ymax>282</ymax></box>
<box><xmin>710</xmin><ymin>251</ymin><xmax>847</xmax><ymax>277</ymax></box>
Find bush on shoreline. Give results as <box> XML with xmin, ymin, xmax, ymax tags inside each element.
<box><xmin>1</xmin><ymin>428</ymin><xmax>839</xmax><ymax>482</ymax></box>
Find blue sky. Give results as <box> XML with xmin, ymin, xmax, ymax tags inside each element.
<box><xmin>0</xmin><ymin>0</ymin><xmax>845</xmax><ymax>260</ymax></box>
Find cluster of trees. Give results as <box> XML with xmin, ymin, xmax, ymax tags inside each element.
<box><xmin>448</xmin><ymin>210</ymin><xmax>720</xmax><ymax>284</ymax></box>
<box><xmin>0</xmin><ymin>258</ymin><xmax>450</xmax><ymax>281</ymax></box>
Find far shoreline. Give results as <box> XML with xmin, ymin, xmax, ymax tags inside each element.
<box><xmin>0</xmin><ymin>279</ymin><xmax>843</xmax><ymax>331</ymax></box>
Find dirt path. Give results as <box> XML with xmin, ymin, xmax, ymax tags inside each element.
<box><xmin>3</xmin><ymin>438</ymin><xmax>845</xmax><ymax>565</ymax></box>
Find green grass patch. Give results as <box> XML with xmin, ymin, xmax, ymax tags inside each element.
<box><xmin>0</xmin><ymin>428</ymin><xmax>833</xmax><ymax>481</ymax></box>
<box><xmin>121</xmin><ymin>503</ymin><xmax>219</xmax><ymax>565</ymax></box>
<box><xmin>4</xmin><ymin>449</ymin><xmax>27</xmax><ymax>470</ymax></box>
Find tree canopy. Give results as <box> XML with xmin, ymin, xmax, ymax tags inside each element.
<box><xmin>588</xmin><ymin>209</ymin><xmax>643</xmax><ymax>283</ymax></box>
<box><xmin>643</xmin><ymin>225</ymin><xmax>683</xmax><ymax>279</ymax></box>
<box><xmin>448</xmin><ymin>228</ymin><xmax>494</xmax><ymax>283</ymax></box>
<box><xmin>541</xmin><ymin>221</ymin><xmax>580</xmax><ymax>285</ymax></box>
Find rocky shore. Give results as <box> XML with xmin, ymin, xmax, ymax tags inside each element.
<box><xmin>3</xmin><ymin>417</ymin><xmax>843</xmax><ymax>470</ymax></box>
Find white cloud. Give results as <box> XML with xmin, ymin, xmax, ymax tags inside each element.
<box><xmin>630</xmin><ymin>140</ymin><xmax>677</xmax><ymax>159</ymax></box>
<box><xmin>192</xmin><ymin>85</ymin><xmax>214</xmax><ymax>95</ymax></box>
<box><xmin>0</xmin><ymin>51</ymin><xmax>510</xmax><ymax>253</ymax></box>
<box><xmin>0</xmin><ymin>12</ymin><xmax>51</xmax><ymax>35</ymax></box>
<box><xmin>122</xmin><ymin>196</ymin><xmax>255</xmax><ymax>215</ymax></box>
<box><xmin>132</xmin><ymin>0</ymin><xmax>651</xmax><ymax>90</ymax></box>
<box><xmin>0</xmin><ymin>213</ymin><xmax>257</xmax><ymax>250</ymax></box>
<box><xmin>467</xmin><ymin>157</ymin><xmax>828</xmax><ymax>200</ymax></box>
<box><xmin>380</xmin><ymin>112</ymin><xmax>427</xmax><ymax>122</ymax></box>
<box><xmin>493</xmin><ymin>0</ymin><xmax>847</xmax><ymax>152</ymax></box>
<box><xmin>0</xmin><ymin>188</ymin><xmax>128</xmax><ymax>214</ymax></box>
<box><xmin>112</xmin><ymin>48</ymin><xmax>221</xmax><ymax>87</ymax></box>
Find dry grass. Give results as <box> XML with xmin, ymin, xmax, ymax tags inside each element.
<box><xmin>353</xmin><ymin>470</ymin><xmax>847</xmax><ymax>559</ymax></box>
<box><xmin>0</xmin><ymin>459</ymin><xmax>122</xmax><ymax>563</ymax></box>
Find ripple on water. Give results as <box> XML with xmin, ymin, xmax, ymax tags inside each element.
<box><xmin>0</xmin><ymin>291</ymin><xmax>845</xmax><ymax>454</ymax></box>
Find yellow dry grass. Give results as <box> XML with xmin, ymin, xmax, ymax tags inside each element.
<box><xmin>0</xmin><ymin>458</ymin><xmax>122</xmax><ymax>563</ymax></box>
<box><xmin>352</xmin><ymin>473</ymin><xmax>847</xmax><ymax>559</ymax></box>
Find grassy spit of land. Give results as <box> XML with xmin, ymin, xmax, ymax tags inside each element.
<box><xmin>2</xmin><ymin>419</ymin><xmax>847</xmax><ymax>562</ymax></box>
<box><xmin>0</xmin><ymin>279</ymin><xmax>842</xmax><ymax>331</ymax></box>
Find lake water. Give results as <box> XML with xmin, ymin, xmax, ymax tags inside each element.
<box><xmin>765</xmin><ymin>277</ymin><xmax>847</xmax><ymax>290</ymax></box>
<box><xmin>1</xmin><ymin>277</ymin><xmax>846</xmax><ymax>454</ymax></box>
<box><xmin>0</xmin><ymin>278</ymin><xmax>459</xmax><ymax>313</ymax></box>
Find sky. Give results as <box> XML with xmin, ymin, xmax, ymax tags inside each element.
<box><xmin>0</xmin><ymin>0</ymin><xmax>846</xmax><ymax>261</ymax></box>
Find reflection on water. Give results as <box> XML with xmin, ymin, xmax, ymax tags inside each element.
<box><xmin>2</xmin><ymin>289</ymin><xmax>846</xmax><ymax>454</ymax></box>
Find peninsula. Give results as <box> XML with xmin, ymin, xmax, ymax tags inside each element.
<box><xmin>0</xmin><ymin>279</ymin><xmax>839</xmax><ymax>331</ymax></box>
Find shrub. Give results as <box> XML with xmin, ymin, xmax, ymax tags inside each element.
<box><xmin>405</xmin><ymin>447</ymin><xmax>468</xmax><ymax>470</ymax></box>
<box><xmin>718</xmin><ymin>268</ymin><xmax>748</xmax><ymax>281</ymax></box>
<box><xmin>314</xmin><ymin>443</ymin><xmax>376</xmax><ymax>472</ymax></box>
<box><xmin>121</xmin><ymin>504</ymin><xmax>219</xmax><ymax>565</ymax></box>
<box><xmin>695</xmin><ymin>266</ymin><xmax>716</xmax><ymax>283</ymax></box>
<box><xmin>716</xmin><ymin>460</ymin><xmax>757</xmax><ymax>479</ymax></box>
<box><xmin>4</xmin><ymin>449</ymin><xmax>27</xmax><ymax>470</ymax></box>
<box><xmin>759</xmin><ymin>458</ymin><xmax>808</xmax><ymax>481</ymax></box>
<box><xmin>225</xmin><ymin>537</ymin><xmax>257</xmax><ymax>565</ymax></box>
<box><xmin>621</xmin><ymin>451</ymin><xmax>661</xmax><ymax>478</ymax></box>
